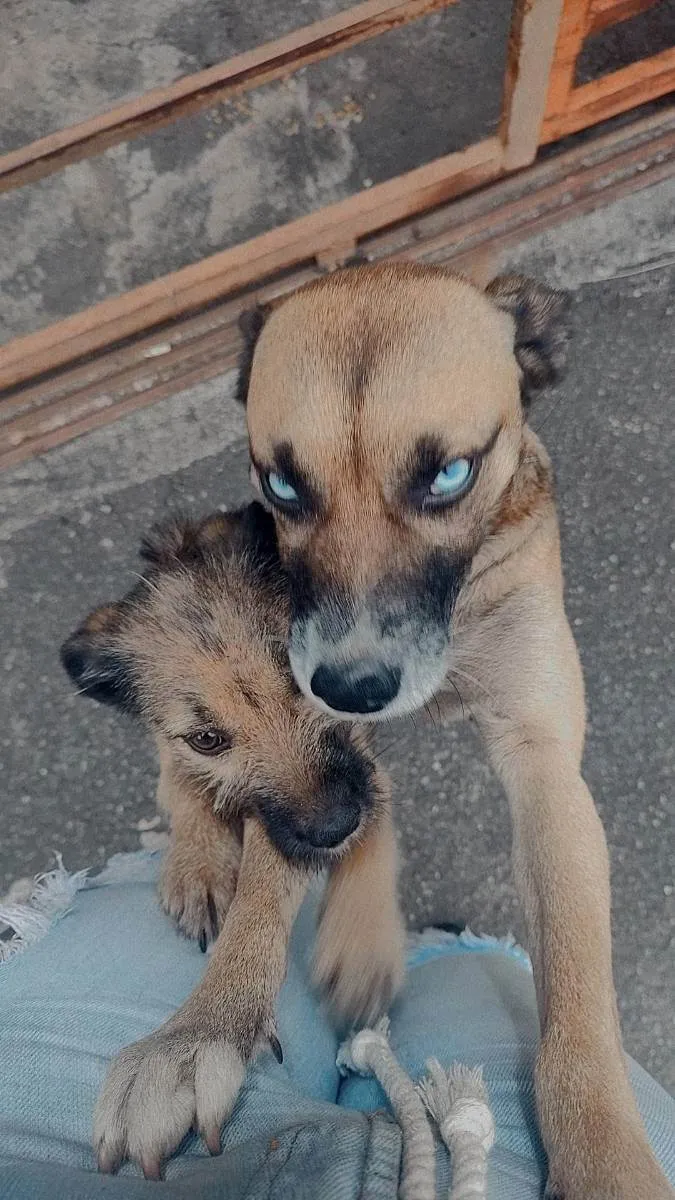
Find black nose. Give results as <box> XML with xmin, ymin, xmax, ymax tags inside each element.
<box><xmin>299</xmin><ymin>798</ymin><xmax>361</xmax><ymax>849</ymax></box>
<box><xmin>310</xmin><ymin>662</ymin><xmax>401</xmax><ymax>714</ymax></box>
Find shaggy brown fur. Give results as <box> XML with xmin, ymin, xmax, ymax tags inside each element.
<box><xmin>62</xmin><ymin>503</ymin><xmax>404</xmax><ymax>1178</ymax></box>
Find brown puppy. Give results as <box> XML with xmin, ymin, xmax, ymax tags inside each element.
<box><xmin>238</xmin><ymin>263</ymin><xmax>672</xmax><ymax>1200</ymax></box>
<box><xmin>62</xmin><ymin>503</ymin><xmax>404</xmax><ymax>1177</ymax></box>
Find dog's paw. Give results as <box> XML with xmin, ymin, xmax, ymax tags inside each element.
<box><xmin>313</xmin><ymin>893</ymin><xmax>406</xmax><ymax>1028</ymax></box>
<box><xmin>94</xmin><ymin>1005</ymin><xmax>275</xmax><ymax>1178</ymax></box>
<box><xmin>159</xmin><ymin>843</ymin><xmax>238</xmax><ymax>950</ymax></box>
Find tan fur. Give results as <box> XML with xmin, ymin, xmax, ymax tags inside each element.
<box><xmin>243</xmin><ymin>263</ymin><xmax>672</xmax><ymax>1200</ymax></box>
<box><xmin>312</xmin><ymin>775</ymin><xmax>405</xmax><ymax>1027</ymax></box>
<box><xmin>156</xmin><ymin>744</ymin><xmax>241</xmax><ymax>941</ymax></box>
<box><xmin>94</xmin><ymin>819</ymin><xmax>311</xmax><ymax>1178</ymax></box>
<box><xmin>64</xmin><ymin>510</ymin><xmax>405</xmax><ymax>1176</ymax></box>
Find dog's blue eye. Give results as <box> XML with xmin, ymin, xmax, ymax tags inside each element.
<box><xmin>429</xmin><ymin>458</ymin><xmax>473</xmax><ymax>497</ymax></box>
<box><xmin>266</xmin><ymin>472</ymin><xmax>299</xmax><ymax>503</ymax></box>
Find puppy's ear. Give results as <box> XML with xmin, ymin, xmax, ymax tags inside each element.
<box><xmin>235</xmin><ymin>304</ymin><xmax>269</xmax><ymax>405</ymax></box>
<box><xmin>61</xmin><ymin>604</ymin><xmax>138</xmax><ymax>713</ymax></box>
<box><xmin>486</xmin><ymin>275</ymin><xmax>570</xmax><ymax>401</ymax></box>
<box><xmin>139</xmin><ymin>516</ymin><xmax>206</xmax><ymax>566</ymax></box>
<box><xmin>196</xmin><ymin>503</ymin><xmax>280</xmax><ymax>578</ymax></box>
<box><xmin>140</xmin><ymin>504</ymin><xmax>278</xmax><ymax>572</ymax></box>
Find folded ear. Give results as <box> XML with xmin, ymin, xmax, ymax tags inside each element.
<box><xmin>235</xmin><ymin>304</ymin><xmax>269</xmax><ymax>405</ymax></box>
<box><xmin>139</xmin><ymin>503</ymin><xmax>278</xmax><ymax>569</ymax></box>
<box><xmin>486</xmin><ymin>274</ymin><xmax>570</xmax><ymax>401</ymax></box>
<box><xmin>138</xmin><ymin>515</ymin><xmax>216</xmax><ymax>566</ymax></box>
<box><xmin>61</xmin><ymin>604</ymin><xmax>138</xmax><ymax>713</ymax></box>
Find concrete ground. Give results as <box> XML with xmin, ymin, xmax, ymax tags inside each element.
<box><xmin>0</xmin><ymin>0</ymin><xmax>512</xmax><ymax>341</ymax></box>
<box><xmin>1</xmin><ymin>177</ymin><xmax>673</xmax><ymax>1089</ymax></box>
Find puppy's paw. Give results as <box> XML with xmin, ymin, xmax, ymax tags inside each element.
<box><xmin>159</xmin><ymin>842</ymin><xmax>238</xmax><ymax>950</ymax></box>
<box><xmin>313</xmin><ymin>894</ymin><xmax>406</xmax><ymax>1028</ymax></box>
<box><xmin>94</xmin><ymin>1024</ymin><xmax>245</xmax><ymax>1177</ymax></box>
<box><xmin>94</xmin><ymin>995</ymin><xmax>280</xmax><ymax>1179</ymax></box>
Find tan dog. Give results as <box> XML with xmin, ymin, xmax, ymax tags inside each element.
<box><xmin>62</xmin><ymin>504</ymin><xmax>405</xmax><ymax>1177</ymax></box>
<box><xmin>238</xmin><ymin>263</ymin><xmax>673</xmax><ymax>1200</ymax></box>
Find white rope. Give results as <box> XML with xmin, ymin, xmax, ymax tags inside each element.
<box><xmin>337</xmin><ymin>1018</ymin><xmax>436</xmax><ymax>1200</ymax></box>
<box><xmin>418</xmin><ymin>1060</ymin><xmax>494</xmax><ymax>1200</ymax></box>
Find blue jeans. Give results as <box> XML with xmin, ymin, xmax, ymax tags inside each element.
<box><xmin>1</xmin><ymin>851</ymin><xmax>673</xmax><ymax>1198</ymax></box>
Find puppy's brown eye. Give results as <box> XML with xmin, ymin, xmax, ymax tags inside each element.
<box><xmin>184</xmin><ymin>728</ymin><xmax>231</xmax><ymax>756</ymax></box>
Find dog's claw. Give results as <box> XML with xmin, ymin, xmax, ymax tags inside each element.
<box><xmin>97</xmin><ymin>1145</ymin><xmax>121</xmax><ymax>1175</ymax></box>
<box><xmin>269</xmin><ymin>1034</ymin><xmax>283</xmax><ymax>1064</ymax></box>
<box><xmin>141</xmin><ymin>1155</ymin><xmax>163</xmax><ymax>1182</ymax></box>
<box><xmin>198</xmin><ymin>928</ymin><xmax>208</xmax><ymax>953</ymax></box>
<box><xmin>203</xmin><ymin>1124</ymin><xmax>223</xmax><ymax>1156</ymax></box>
<box><xmin>207</xmin><ymin>892</ymin><xmax>219</xmax><ymax>940</ymax></box>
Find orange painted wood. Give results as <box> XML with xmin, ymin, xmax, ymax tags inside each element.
<box><xmin>543</xmin><ymin>0</ymin><xmax>591</xmax><ymax>115</ymax></box>
<box><xmin>0</xmin><ymin>0</ymin><xmax>457</xmax><ymax>195</ymax></box>
<box><xmin>588</xmin><ymin>0</ymin><xmax>659</xmax><ymax>34</ymax></box>
<box><xmin>542</xmin><ymin>45</ymin><xmax>675</xmax><ymax>140</ymax></box>
<box><xmin>4</xmin><ymin>106</ymin><xmax>673</xmax><ymax>469</ymax></box>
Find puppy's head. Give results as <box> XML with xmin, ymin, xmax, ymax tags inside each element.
<box><xmin>61</xmin><ymin>502</ymin><xmax>379</xmax><ymax>866</ymax></box>
<box><xmin>239</xmin><ymin>264</ymin><xmax>569</xmax><ymax>719</ymax></box>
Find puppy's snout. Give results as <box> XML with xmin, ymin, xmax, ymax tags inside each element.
<box><xmin>296</xmin><ymin>790</ymin><xmax>361</xmax><ymax>849</ymax></box>
<box><xmin>310</xmin><ymin>661</ymin><xmax>401</xmax><ymax>715</ymax></box>
<box><xmin>258</xmin><ymin>730</ymin><xmax>375</xmax><ymax>864</ymax></box>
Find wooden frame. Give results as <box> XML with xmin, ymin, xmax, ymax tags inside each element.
<box><xmin>1</xmin><ymin>0</ymin><xmax>673</xmax><ymax>465</ymax></box>
<box><xmin>0</xmin><ymin>0</ymin><xmax>564</xmax><ymax>394</ymax></box>
<box><xmin>541</xmin><ymin>0</ymin><xmax>675</xmax><ymax>141</ymax></box>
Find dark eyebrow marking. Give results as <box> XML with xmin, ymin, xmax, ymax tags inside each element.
<box><xmin>404</xmin><ymin>423</ymin><xmax>504</xmax><ymax>490</ymax></box>
<box><xmin>184</xmin><ymin>699</ymin><xmax>223</xmax><ymax>729</ymax></box>
<box><xmin>233</xmin><ymin>674</ymin><xmax>263</xmax><ymax>713</ymax></box>
<box><xmin>271</xmin><ymin>442</ymin><xmax>324</xmax><ymax>514</ymax></box>
<box><xmin>477</xmin><ymin>422</ymin><xmax>504</xmax><ymax>460</ymax></box>
<box><xmin>401</xmin><ymin>423</ymin><xmax>505</xmax><ymax>502</ymax></box>
<box><xmin>404</xmin><ymin>435</ymin><xmax>447</xmax><ymax>490</ymax></box>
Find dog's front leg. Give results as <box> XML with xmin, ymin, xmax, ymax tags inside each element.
<box><xmin>155</xmin><ymin>742</ymin><xmax>242</xmax><ymax>946</ymax></box>
<box><xmin>94</xmin><ymin>819</ymin><xmax>310</xmax><ymax>1178</ymax></box>
<box><xmin>313</xmin><ymin>778</ymin><xmax>406</xmax><ymax>1026</ymax></box>
<box><xmin>485</xmin><ymin>729</ymin><xmax>671</xmax><ymax>1199</ymax></box>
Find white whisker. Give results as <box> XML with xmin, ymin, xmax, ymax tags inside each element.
<box><xmin>449</xmin><ymin>667</ymin><xmax>498</xmax><ymax>707</ymax></box>
<box><xmin>129</xmin><ymin>570</ymin><xmax>162</xmax><ymax>596</ymax></box>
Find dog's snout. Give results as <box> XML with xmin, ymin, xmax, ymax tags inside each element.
<box><xmin>298</xmin><ymin>797</ymin><xmax>361</xmax><ymax>848</ymax></box>
<box><xmin>310</xmin><ymin>661</ymin><xmax>401</xmax><ymax>714</ymax></box>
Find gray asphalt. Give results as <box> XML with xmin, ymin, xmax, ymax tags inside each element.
<box><xmin>1</xmin><ymin>184</ymin><xmax>673</xmax><ymax>1090</ymax></box>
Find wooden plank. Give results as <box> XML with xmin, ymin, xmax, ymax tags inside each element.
<box><xmin>588</xmin><ymin>0</ymin><xmax>659</xmax><ymax>35</ymax></box>
<box><xmin>0</xmin><ymin>329</ymin><xmax>240</xmax><ymax>455</ymax></box>
<box><xmin>0</xmin><ymin>267</ymin><xmax>322</xmax><ymax>423</ymax></box>
<box><xmin>501</xmin><ymin>0</ymin><xmax>566</xmax><ymax>170</ymax></box>
<box><xmin>363</xmin><ymin>104</ymin><xmax>675</xmax><ymax>254</ymax></box>
<box><xmin>4</xmin><ymin>105</ymin><xmax>673</xmax><ymax>469</ymax></box>
<box><xmin>408</xmin><ymin>123</ymin><xmax>675</xmax><ymax>264</ymax></box>
<box><xmin>4</xmin><ymin>144</ymin><xmax>671</xmax><ymax>472</ymax></box>
<box><xmin>0</xmin><ymin>359</ymin><xmax>236</xmax><ymax>470</ymax></box>
<box><xmin>0</xmin><ymin>0</ymin><xmax>457</xmax><ymax>195</ymax></box>
<box><xmin>543</xmin><ymin>0</ymin><xmax>591</xmax><ymax>117</ymax></box>
<box><xmin>541</xmin><ymin>45</ymin><xmax>675</xmax><ymax>140</ymax></box>
<box><xmin>432</xmin><ymin>139</ymin><xmax>675</xmax><ymax>272</ymax></box>
<box><xmin>0</xmin><ymin>136</ymin><xmax>502</xmax><ymax>392</ymax></box>
<box><xmin>13</xmin><ymin>108</ymin><xmax>669</xmax><ymax>437</ymax></box>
